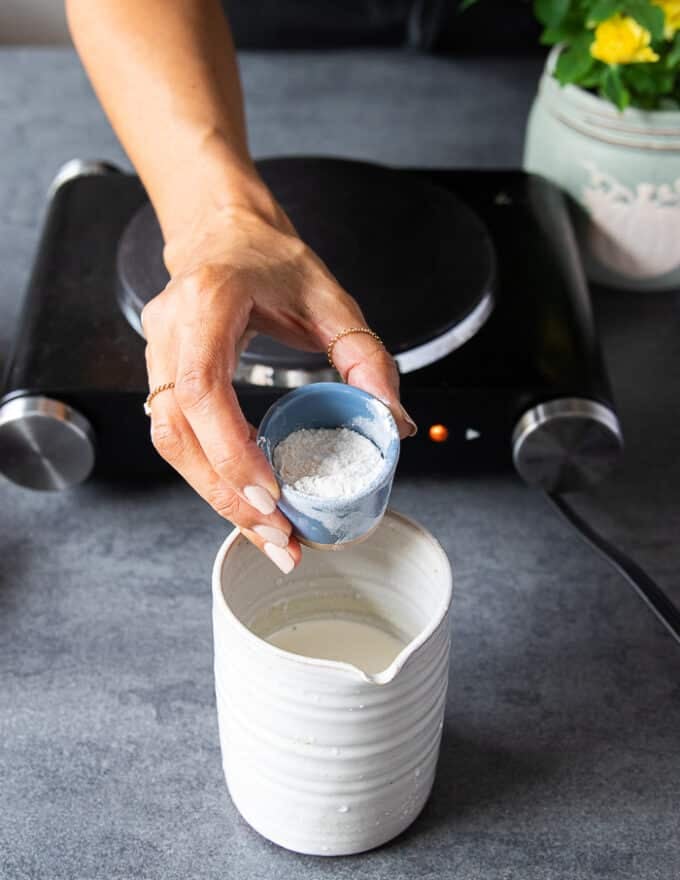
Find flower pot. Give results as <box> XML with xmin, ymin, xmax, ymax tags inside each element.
<box><xmin>524</xmin><ymin>46</ymin><xmax>680</xmax><ymax>291</ymax></box>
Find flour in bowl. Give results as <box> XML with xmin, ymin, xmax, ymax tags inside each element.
<box><xmin>273</xmin><ymin>427</ymin><xmax>384</xmax><ymax>499</ymax></box>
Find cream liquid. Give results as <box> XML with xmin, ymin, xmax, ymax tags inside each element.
<box><xmin>266</xmin><ymin>618</ymin><xmax>405</xmax><ymax>674</ymax></box>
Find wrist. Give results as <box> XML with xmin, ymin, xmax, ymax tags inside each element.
<box><xmin>155</xmin><ymin>131</ymin><xmax>281</xmax><ymax>269</ymax></box>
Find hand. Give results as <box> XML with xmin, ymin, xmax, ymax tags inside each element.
<box><xmin>141</xmin><ymin>187</ymin><xmax>417</xmax><ymax>573</ymax></box>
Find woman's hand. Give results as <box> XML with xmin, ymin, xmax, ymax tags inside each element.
<box><xmin>67</xmin><ymin>0</ymin><xmax>416</xmax><ymax>572</ymax></box>
<box><xmin>142</xmin><ymin>189</ymin><xmax>417</xmax><ymax>573</ymax></box>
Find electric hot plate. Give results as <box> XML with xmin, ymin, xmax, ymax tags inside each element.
<box><xmin>117</xmin><ymin>157</ymin><xmax>496</xmax><ymax>385</ymax></box>
<box><xmin>0</xmin><ymin>157</ymin><xmax>624</xmax><ymax>491</ymax></box>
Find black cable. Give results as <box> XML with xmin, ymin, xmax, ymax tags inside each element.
<box><xmin>545</xmin><ymin>492</ymin><xmax>680</xmax><ymax>647</ymax></box>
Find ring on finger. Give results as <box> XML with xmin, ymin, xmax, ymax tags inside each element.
<box><xmin>144</xmin><ymin>381</ymin><xmax>176</xmax><ymax>416</ymax></box>
<box><xmin>327</xmin><ymin>327</ymin><xmax>384</xmax><ymax>371</ymax></box>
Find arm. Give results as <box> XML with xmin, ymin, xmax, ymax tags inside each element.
<box><xmin>67</xmin><ymin>0</ymin><xmax>417</xmax><ymax>571</ymax></box>
<box><xmin>66</xmin><ymin>0</ymin><xmax>262</xmax><ymax>242</ymax></box>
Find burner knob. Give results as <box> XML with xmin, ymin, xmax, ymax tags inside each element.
<box><xmin>512</xmin><ymin>398</ymin><xmax>623</xmax><ymax>493</ymax></box>
<box><xmin>0</xmin><ymin>396</ymin><xmax>95</xmax><ymax>491</ymax></box>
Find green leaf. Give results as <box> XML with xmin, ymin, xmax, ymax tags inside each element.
<box><xmin>457</xmin><ymin>0</ymin><xmax>479</xmax><ymax>10</ymax></box>
<box><xmin>602</xmin><ymin>65</ymin><xmax>631</xmax><ymax>108</ymax></box>
<box><xmin>589</xmin><ymin>0</ymin><xmax>623</xmax><ymax>22</ymax></box>
<box><xmin>640</xmin><ymin>62</ymin><xmax>673</xmax><ymax>90</ymax></box>
<box><xmin>624</xmin><ymin>64</ymin><xmax>660</xmax><ymax>93</ymax></box>
<box><xmin>620</xmin><ymin>52</ymin><xmax>677</xmax><ymax>107</ymax></box>
<box><xmin>668</xmin><ymin>33</ymin><xmax>680</xmax><ymax>68</ymax></box>
<box><xmin>540</xmin><ymin>26</ymin><xmax>561</xmax><ymax>44</ymax></box>
<box><xmin>579</xmin><ymin>63</ymin><xmax>607</xmax><ymax>87</ymax></box>
<box><xmin>534</xmin><ymin>0</ymin><xmax>570</xmax><ymax>28</ymax></box>
<box><xmin>540</xmin><ymin>14</ymin><xmax>587</xmax><ymax>44</ymax></box>
<box><xmin>627</xmin><ymin>0</ymin><xmax>665</xmax><ymax>42</ymax></box>
<box><xmin>540</xmin><ymin>25</ymin><xmax>572</xmax><ymax>43</ymax></box>
<box><xmin>554</xmin><ymin>33</ymin><xmax>596</xmax><ymax>84</ymax></box>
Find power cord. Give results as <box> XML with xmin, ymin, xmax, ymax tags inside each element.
<box><xmin>545</xmin><ymin>492</ymin><xmax>680</xmax><ymax>647</ymax></box>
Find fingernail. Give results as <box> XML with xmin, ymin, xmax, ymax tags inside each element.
<box><xmin>264</xmin><ymin>542</ymin><xmax>295</xmax><ymax>574</ymax></box>
<box><xmin>378</xmin><ymin>396</ymin><xmax>418</xmax><ymax>438</ymax></box>
<box><xmin>244</xmin><ymin>485</ymin><xmax>277</xmax><ymax>515</ymax></box>
<box><xmin>399</xmin><ymin>404</ymin><xmax>418</xmax><ymax>437</ymax></box>
<box><xmin>253</xmin><ymin>525</ymin><xmax>289</xmax><ymax>548</ymax></box>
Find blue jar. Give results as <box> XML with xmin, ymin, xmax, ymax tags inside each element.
<box><xmin>257</xmin><ymin>383</ymin><xmax>400</xmax><ymax>549</ymax></box>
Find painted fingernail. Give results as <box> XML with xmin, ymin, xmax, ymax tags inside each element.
<box><xmin>264</xmin><ymin>542</ymin><xmax>295</xmax><ymax>574</ymax></box>
<box><xmin>244</xmin><ymin>485</ymin><xmax>277</xmax><ymax>515</ymax></box>
<box><xmin>399</xmin><ymin>405</ymin><xmax>418</xmax><ymax>437</ymax></box>
<box><xmin>253</xmin><ymin>525</ymin><xmax>289</xmax><ymax>548</ymax></box>
<box><xmin>378</xmin><ymin>397</ymin><xmax>418</xmax><ymax>438</ymax></box>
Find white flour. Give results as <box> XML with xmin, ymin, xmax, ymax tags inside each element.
<box><xmin>273</xmin><ymin>427</ymin><xmax>384</xmax><ymax>499</ymax></box>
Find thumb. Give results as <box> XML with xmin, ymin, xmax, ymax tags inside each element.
<box><xmin>327</xmin><ymin>328</ymin><xmax>418</xmax><ymax>440</ymax></box>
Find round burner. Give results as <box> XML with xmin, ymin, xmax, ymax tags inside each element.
<box><xmin>117</xmin><ymin>157</ymin><xmax>495</xmax><ymax>385</ymax></box>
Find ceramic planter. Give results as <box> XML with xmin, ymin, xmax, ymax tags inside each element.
<box><xmin>524</xmin><ymin>46</ymin><xmax>680</xmax><ymax>291</ymax></box>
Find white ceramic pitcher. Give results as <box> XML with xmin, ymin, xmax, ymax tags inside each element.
<box><xmin>212</xmin><ymin>510</ymin><xmax>453</xmax><ymax>856</ymax></box>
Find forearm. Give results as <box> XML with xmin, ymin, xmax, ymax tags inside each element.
<box><xmin>66</xmin><ymin>0</ymin><xmax>270</xmax><ymax>250</ymax></box>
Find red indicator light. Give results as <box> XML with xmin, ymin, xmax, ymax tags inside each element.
<box><xmin>429</xmin><ymin>424</ymin><xmax>449</xmax><ymax>443</ymax></box>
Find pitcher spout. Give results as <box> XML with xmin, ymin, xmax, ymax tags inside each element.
<box><xmin>361</xmin><ymin>638</ymin><xmax>421</xmax><ymax>686</ymax></box>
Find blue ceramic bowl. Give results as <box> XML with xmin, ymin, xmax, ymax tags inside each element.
<box><xmin>257</xmin><ymin>383</ymin><xmax>400</xmax><ymax>549</ymax></box>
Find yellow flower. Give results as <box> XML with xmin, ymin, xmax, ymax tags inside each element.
<box><xmin>590</xmin><ymin>14</ymin><xmax>660</xmax><ymax>65</ymax></box>
<box><xmin>652</xmin><ymin>0</ymin><xmax>680</xmax><ymax>38</ymax></box>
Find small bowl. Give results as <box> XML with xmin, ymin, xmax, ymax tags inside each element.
<box><xmin>257</xmin><ymin>383</ymin><xmax>400</xmax><ymax>549</ymax></box>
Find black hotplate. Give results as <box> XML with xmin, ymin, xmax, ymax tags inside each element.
<box><xmin>117</xmin><ymin>158</ymin><xmax>496</xmax><ymax>379</ymax></box>
<box><xmin>0</xmin><ymin>157</ymin><xmax>623</xmax><ymax>492</ymax></box>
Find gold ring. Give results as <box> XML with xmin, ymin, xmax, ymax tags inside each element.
<box><xmin>143</xmin><ymin>382</ymin><xmax>175</xmax><ymax>416</ymax></box>
<box><xmin>327</xmin><ymin>327</ymin><xmax>384</xmax><ymax>370</ymax></box>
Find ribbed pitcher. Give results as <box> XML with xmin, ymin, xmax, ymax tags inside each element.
<box><xmin>212</xmin><ymin>510</ymin><xmax>452</xmax><ymax>855</ymax></box>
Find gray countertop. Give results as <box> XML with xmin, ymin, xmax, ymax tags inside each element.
<box><xmin>1</xmin><ymin>48</ymin><xmax>679</xmax><ymax>880</ymax></box>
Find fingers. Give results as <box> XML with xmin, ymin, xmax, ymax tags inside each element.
<box><xmin>148</xmin><ymin>387</ymin><xmax>298</xmax><ymax>573</ymax></box>
<box><xmin>173</xmin><ymin>325</ymin><xmax>281</xmax><ymax>511</ymax></box>
<box><xmin>326</xmin><ymin>325</ymin><xmax>418</xmax><ymax>440</ymax></box>
<box><xmin>174</xmin><ymin>360</ymin><xmax>279</xmax><ymax>510</ymax></box>
<box><xmin>304</xmin><ymin>276</ymin><xmax>417</xmax><ymax>439</ymax></box>
<box><xmin>241</xmin><ymin>527</ymin><xmax>303</xmax><ymax>573</ymax></box>
<box><xmin>149</xmin><ymin>272</ymin><xmax>281</xmax><ymax>507</ymax></box>
<box><xmin>142</xmin><ymin>285</ymin><xmax>297</xmax><ymax>575</ymax></box>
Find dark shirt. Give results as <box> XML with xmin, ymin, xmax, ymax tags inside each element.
<box><xmin>224</xmin><ymin>0</ymin><xmax>540</xmax><ymax>53</ymax></box>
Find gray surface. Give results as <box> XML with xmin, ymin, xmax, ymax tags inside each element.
<box><xmin>1</xmin><ymin>48</ymin><xmax>679</xmax><ymax>880</ymax></box>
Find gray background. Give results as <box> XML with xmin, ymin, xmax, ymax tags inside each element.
<box><xmin>0</xmin><ymin>2</ymin><xmax>70</xmax><ymax>46</ymax></box>
<box><xmin>1</xmin><ymin>49</ymin><xmax>679</xmax><ymax>880</ymax></box>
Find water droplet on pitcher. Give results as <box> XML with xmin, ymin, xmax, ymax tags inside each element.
<box><xmin>338</xmin><ymin>804</ymin><xmax>350</xmax><ymax>814</ymax></box>
<box><xmin>358</xmin><ymin>704</ymin><xmax>365</xmax><ymax>710</ymax></box>
<box><xmin>415</xmin><ymin>768</ymin><xmax>421</xmax><ymax>777</ymax></box>
<box><xmin>321</xmin><ymin>845</ymin><xmax>329</xmax><ymax>852</ymax></box>
<box><xmin>331</xmin><ymin>747</ymin><xmax>341</xmax><ymax>756</ymax></box>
